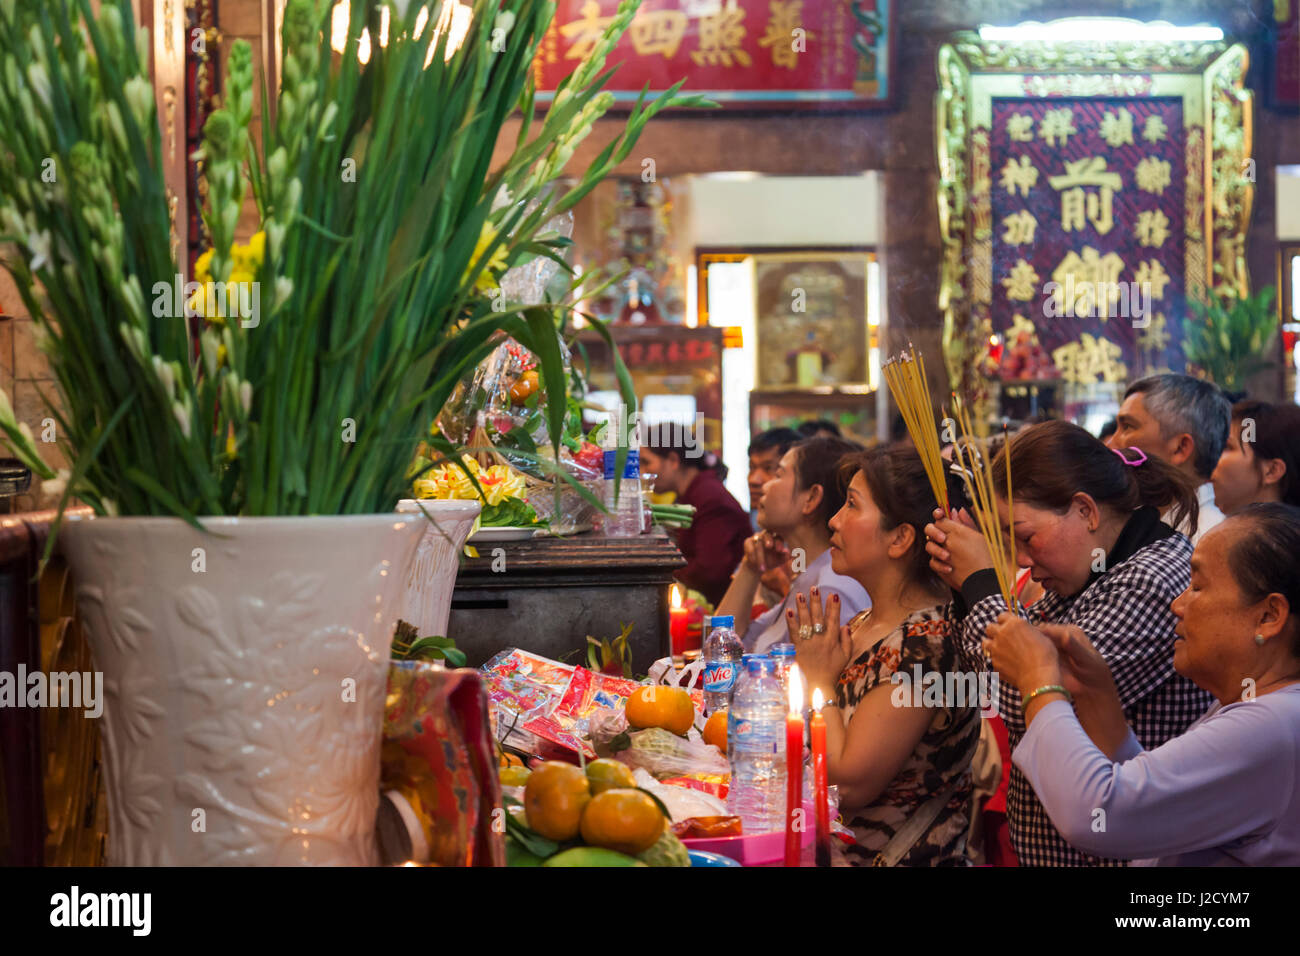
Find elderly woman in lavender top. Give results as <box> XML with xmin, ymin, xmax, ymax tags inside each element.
<box><xmin>984</xmin><ymin>503</ymin><xmax>1300</xmax><ymax>866</ymax></box>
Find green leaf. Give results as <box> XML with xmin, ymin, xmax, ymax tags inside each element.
<box><xmin>504</xmin><ymin>809</ymin><xmax>559</xmax><ymax>858</ymax></box>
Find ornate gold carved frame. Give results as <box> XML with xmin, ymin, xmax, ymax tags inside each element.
<box><xmin>935</xmin><ymin>22</ymin><xmax>1253</xmax><ymax>406</ymax></box>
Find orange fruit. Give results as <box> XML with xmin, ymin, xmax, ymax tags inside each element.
<box><xmin>579</xmin><ymin>788</ymin><xmax>666</xmax><ymax>855</ymax></box>
<box><xmin>498</xmin><ymin>751</ymin><xmax>523</xmax><ymax>769</ymax></box>
<box><xmin>585</xmin><ymin>758</ymin><xmax>637</xmax><ymax>794</ymax></box>
<box><xmin>499</xmin><ymin>766</ymin><xmax>532</xmax><ymax>788</ymax></box>
<box><xmin>523</xmin><ymin>761</ymin><xmax>591</xmax><ymax>841</ymax></box>
<box><xmin>625</xmin><ymin>685</ymin><xmax>695</xmax><ymax>736</ymax></box>
<box><xmin>702</xmin><ymin>710</ymin><xmax>728</xmax><ymax>754</ymax></box>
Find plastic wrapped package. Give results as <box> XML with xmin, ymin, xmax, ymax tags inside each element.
<box><xmin>379</xmin><ymin>662</ymin><xmax>505</xmax><ymax>866</ymax></box>
<box><xmin>481</xmin><ymin>648</ymin><xmax>708</xmax><ymax>760</ymax></box>
<box><xmin>437</xmin><ymin>201</ymin><xmax>575</xmax><ymax>450</ymax></box>
<box><xmin>630</xmin><ymin>768</ymin><xmax>728</xmax><ymax>822</ymax></box>
<box><xmin>588</xmin><ymin>711</ymin><xmax>730</xmax><ymax>781</ymax></box>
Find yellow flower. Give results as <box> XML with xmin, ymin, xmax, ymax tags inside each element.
<box><xmin>245</xmin><ymin>230</ymin><xmax>266</xmax><ymax>264</ymax></box>
<box><xmin>412</xmin><ymin>477</ymin><xmax>443</xmax><ymax>500</ymax></box>
<box><xmin>465</xmin><ymin>222</ymin><xmax>509</xmax><ymax>293</ymax></box>
<box><xmin>477</xmin><ymin>463</ymin><xmax>526</xmax><ymax>506</ymax></box>
<box><xmin>194</xmin><ymin>248</ymin><xmax>214</xmax><ymax>283</ymax></box>
<box><xmin>411</xmin><ymin>457</ymin><xmax>525</xmax><ymax>508</ymax></box>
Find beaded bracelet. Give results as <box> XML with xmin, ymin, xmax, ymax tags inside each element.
<box><xmin>1022</xmin><ymin>684</ymin><xmax>1072</xmax><ymax>708</ymax></box>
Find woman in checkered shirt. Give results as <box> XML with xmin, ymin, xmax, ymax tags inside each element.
<box><xmin>924</xmin><ymin>420</ymin><xmax>1214</xmax><ymax>866</ymax></box>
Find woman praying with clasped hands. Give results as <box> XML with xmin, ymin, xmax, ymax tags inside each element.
<box><xmin>982</xmin><ymin>504</ymin><xmax>1300</xmax><ymax>865</ymax></box>
<box><xmin>782</xmin><ymin>445</ymin><xmax>979</xmax><ymax>866</ymax></box>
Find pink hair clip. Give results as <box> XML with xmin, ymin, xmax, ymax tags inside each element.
<box><xmin>1112</xmin><ymin>446</ymin><xmax>1148</xmax><ymax>467</ymax></box>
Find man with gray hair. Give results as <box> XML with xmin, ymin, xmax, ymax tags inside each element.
<box><xmin>1106</xmin><ymin>373</ymin><xmax>1231</xmax><ymax>543</ymax></box>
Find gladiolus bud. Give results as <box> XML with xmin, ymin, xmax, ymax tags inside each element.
<box><xmin>267</xmin><ymin>146</ymin><xmax>287</xmax><ymax>184</ymax></box>
<box><xmin>153</xmin><ymin>355</ymin><xmax>176</xmax><ymax>399</ymax></box>
<box><xmin>124</xmin><ymin>76</ymin><xmax>154</xmax><ymax>131</ymax></box>
<box><xmin>27</xmin><ymin>62</ymin><xmax>52</xmax><ymax>112</ymax></box>
<box><xmin>136</xmin><ymin>27</ymin><xmax>150</xmax><ymax>70</ymax></box>
<box><xmin>201</xmin><ymin>331</ymin><xmax>219</xmax><ymax>379</ymax></box>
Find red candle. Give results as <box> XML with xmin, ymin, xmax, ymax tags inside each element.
<box><xmin>811</xmin><ymin>687</ymin><xmax>831</xmax><ymax>867</ymax></box>
<box><xmin>669</xmin><ymin>585</ymin><xmax>688</xmax><ymax>659</ymax></box>
<box><xmin>784</xmin><ymin>665</ymin><xmax>805</xmax><ymax>867</ymax></box>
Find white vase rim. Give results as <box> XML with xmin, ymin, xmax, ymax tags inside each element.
<box><xmin>59</xmin><ymin>512</ymin><xmax>432</xmax><ymax>530</ymax></box>
<box><xmin>394</xmin><ymin>499</ymin><xmax>483</xmax><ymax>519</ymax></box>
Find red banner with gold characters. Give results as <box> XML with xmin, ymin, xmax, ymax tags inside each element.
<box><xmin>990</xmin><ymin>97</ymin><xmax>1187</xmax><ymax>383</ymax></box>
<box><xmin>534</xmin><ymin>0</ymin><xmax>894</xmax><ymax>107</ymax></box>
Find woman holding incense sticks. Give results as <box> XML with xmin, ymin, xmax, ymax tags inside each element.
<box><xmin>785</xmin><ymin>445</ymin><xmax>980</xmax><ymax>866</ymax></box>
<box><xmin>923</xmin><ymin>419</ymin><xmax>1214</xmax><ymax>866</ymax></box>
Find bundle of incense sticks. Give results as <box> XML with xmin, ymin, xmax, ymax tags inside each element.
<box><xmin>882</xmin><ymin>349</ymin><xmax>949</xmax><ymax>514</ymax></box>
<box><xmin>948</xmin><ymin>396</ymin><xmax>1018</xmax><ymax>611</ymax></box>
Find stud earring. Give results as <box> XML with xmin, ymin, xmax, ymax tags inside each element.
<box><xmin>1255</xmin><ymin>634</ymin><xmax>1266</xmax><ymax>646</ymax></box>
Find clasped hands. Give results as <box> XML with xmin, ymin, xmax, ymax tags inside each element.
<box><xmin>742</xmin><ymin>530</ymin><xmax>793</xmax><ymax>596</ymax></box>
<box><xmin>782</xmin><ymin>585</ymin><xmax>852</xmax><ymax>699</ymax></box>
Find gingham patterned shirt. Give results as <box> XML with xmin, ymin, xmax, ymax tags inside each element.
<box><xmin>953</xmin><ymin>510</ymin><xmax>1214</xmax><ymax>866</ymax></box>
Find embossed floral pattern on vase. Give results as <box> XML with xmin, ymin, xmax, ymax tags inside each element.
<box><xmin>60</xmin><ymin>514</ymin><xmax>432</xmax><ymax>866</ymax></box>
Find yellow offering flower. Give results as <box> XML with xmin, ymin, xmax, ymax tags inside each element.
<box><xmin>194</xmin><ymin>248</ymin><xmax>214</xmax><ymax>283</ymax></box>
<box><xmin>411</xmin><ymin>456</ymin><xmax>525</xmax><ymax>507</ymax></box>
<box><xmin>465</xmin><ymin>222</ymin><xmax>509</xmax><ymax>293</ymax></box>
<box><xmin>478</xmin><ymin>463</ymin><xmax>526</xmax><ymax>506</ymax></box>
<box><xmin>188</xmin><ymin>235</ymin><xmax>264</xmax><ymax>321</ymax></box>
<box><xmin>233</xmin><ymin>231</ymin><xmax>266</xmax><ymax>276</ymax></box>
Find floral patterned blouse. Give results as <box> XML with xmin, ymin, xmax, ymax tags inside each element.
<box><xmin>834</xmin><ymin>605</ymin><xmax>980</xmax><ymax>866</ymax></box>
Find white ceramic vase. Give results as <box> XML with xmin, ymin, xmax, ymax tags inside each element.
<box><xmin>394</xmin><ymin>499</ymin><xmax>481</xmax><ymax>638</ymax></box>
<box><xmin>58</xmin><ymin>510</ymin><xmax>450</xmax><ymax>866</ymax></box>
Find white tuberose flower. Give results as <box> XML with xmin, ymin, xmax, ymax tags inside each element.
<box><xmin>27</xmin><ymin>228</ymin><xmax>52</xmax><ymax>271</ymax></box>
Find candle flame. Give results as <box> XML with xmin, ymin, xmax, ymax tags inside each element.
<box><xmin>788</xmin><ymin>663</ymin><xmax>804</xmax><ymax>714</ymax></box>
<box><xmin>812</xmin><ymin>686</ymin><xmax>824</xmax><ymax>711</ymax></box>
<box><xmin>671</xmin><ymin>584</ymin><xmax>682</xmax><ymax>610</ymax></box>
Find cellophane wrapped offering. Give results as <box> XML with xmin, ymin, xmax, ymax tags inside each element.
<box><xmin>381</xmin><ymin>662</ymin><xmax>504</xmax><ymax>867</ymax></box>
<box><xmin>482</xmin><ymin>648</ymin><xmax>709</xmax><ymax>760</ymax></box>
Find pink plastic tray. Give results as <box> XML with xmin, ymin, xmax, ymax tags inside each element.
<box><xmin>680</xmin><ymin>801</ymin><xmax>816</xmax><ymax>866</ymax></box>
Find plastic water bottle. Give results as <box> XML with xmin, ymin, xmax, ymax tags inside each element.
<box><xmin>727</xmin><ymin>657</ymin><xmax>788</xmax><ymax>833</ymax></box>
<box><xmin>768</xmin><ymin>643</ymin><xmax>796</xmax><ymax>692</ymax></box>
<box><xmin>702</xmin><ymin>615</ymin><xmax>743</xmax><ymax>715</ymax></box>
<box><xmin>601</xmin><ymin>447</ymin><xmax>643</xmax><ymax>536</ymax></box>
<box><xmin>728</xmin><ymin>654</ymin><xmax>762</xmax><ymax>707</ymax></box>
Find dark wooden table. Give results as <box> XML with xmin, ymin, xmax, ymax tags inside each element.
<box><xmin>447</xmin><ymin>532</ymin><xmax>685</xmax><ymax>674</ymax></box>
